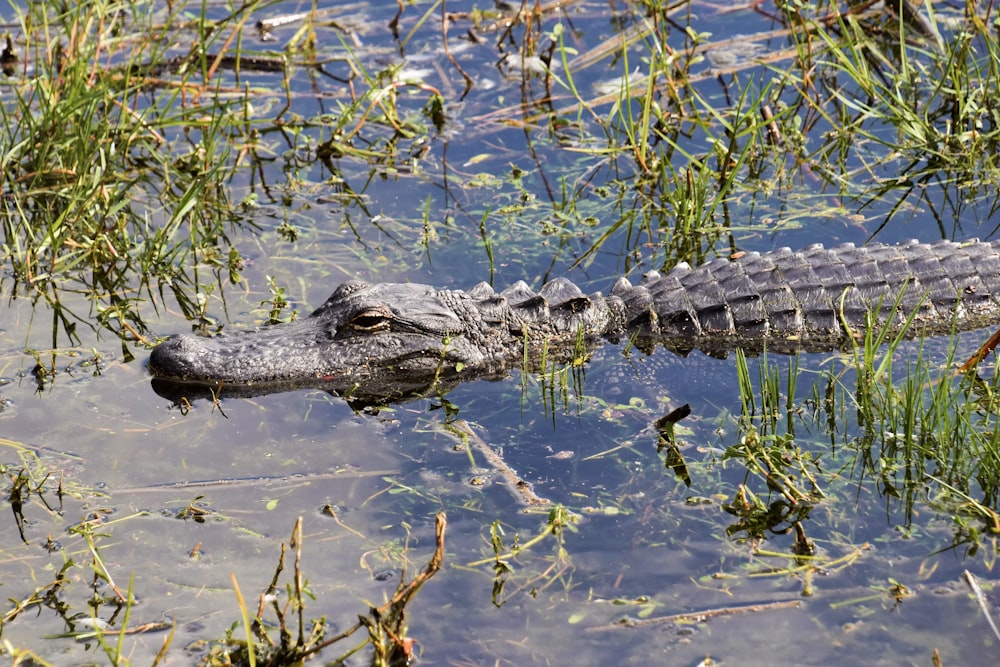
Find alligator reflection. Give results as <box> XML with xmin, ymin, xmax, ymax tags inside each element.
<box><xmin>148</xmin><ymin>374</ymin><xmax>472</xmax><ymax>410</ymax></box>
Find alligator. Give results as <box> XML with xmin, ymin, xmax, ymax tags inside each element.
<box><xmin>149</xmin><ymin>238</ymin><xmax>1000</xmax><ymax>404</ymax></box>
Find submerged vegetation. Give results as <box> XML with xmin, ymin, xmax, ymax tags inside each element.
<box><xmin>2</xmin><ymin>0</ymin><xmax>1000</xmax><ymax>663</ymax></box>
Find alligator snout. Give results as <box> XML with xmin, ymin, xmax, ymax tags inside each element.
<box><xmin>148</xmin><ymin>334</ymin><xmax>219</xmax><ymax>384</ymax></box>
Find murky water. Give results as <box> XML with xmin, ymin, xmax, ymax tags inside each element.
<box><xmin>1</xmin><ymin>0</ymin><xmax>999</xmax><ymax>664</ymax></box>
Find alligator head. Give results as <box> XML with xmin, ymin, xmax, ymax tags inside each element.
<box><xmin>149</xmin><ymin>273</ymin><xmax>628</xmax><ymax>404</ymax></box>
<box><xmin>149</xmin><ymin>280</ymin><xmax>509</xmax><ymax>403</ymax></box>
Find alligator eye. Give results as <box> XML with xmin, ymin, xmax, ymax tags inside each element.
<box><xmin>348</xmin><ymin>309</ymin><xmax>391</xmax><ymax>332</ymax></box>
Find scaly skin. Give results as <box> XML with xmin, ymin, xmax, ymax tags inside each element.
<box><xmin>149</xmin><ymin>238</ymin><xmax>1000</xmax><ymax>402</ymax></box>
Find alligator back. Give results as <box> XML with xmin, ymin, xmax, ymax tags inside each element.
<box><xmin>605</xmin><ymin>238</ymin><xmax>1000</xmax><ymax>354</ymax></box>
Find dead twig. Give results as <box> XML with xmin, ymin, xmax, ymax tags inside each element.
<box><xmin>964</xmin><ymin>569</ymin><xmax>1000</xmax><ymax>643</ymax></box>
<box><xmin>958</xmin><ymin>327</ymin><xmax>1000</xmax><ymax>373</ymax></box>
<box><xmin>300</xmin><ymin>512</ymin><xmax>447</xmax><ymax>660</ymax></box>
<box><xmin>448</xmin><ymin>419</ymin><xmax>551</xmax><ymax>508</ymax></box>
<box><xmin>585</xmin><ymin>599</ymin><xmax>802</xmax><ymax>633</ymax></box>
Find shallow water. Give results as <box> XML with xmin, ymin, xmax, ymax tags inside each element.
<box><xmin>1</xmin><ymin>0</ymin><xmax>999</xmax><ymax>664</ymax></box>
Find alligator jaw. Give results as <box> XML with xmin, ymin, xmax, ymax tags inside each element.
<box><xmin>148</xmin><ymin>325</ymin><xmax>329</xmax><ymax>387</ymax></box>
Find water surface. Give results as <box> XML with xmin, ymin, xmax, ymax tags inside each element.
<box><xmin>1</xmin><ymin>0</ymin><xmax>998</xmax><ymax>664</ymax></box>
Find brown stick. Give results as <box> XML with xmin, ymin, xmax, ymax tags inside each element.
<box><xmin>964</xmin><ymin>569</ymin><xmax>1000</xmax><ymax>642</ymax></box>
<box><xmin>958</xmin><ymin>327</ymin><xmax>1000</xmax><ymax>373</ymax></box>
<box><xmin>450</xmin><ymin>419</ymin><xmax>551</xmax><ymax>507</ymax></box>
<box><xmin>300</xmin><ymin>512</ymin><xmax>447</xmax><ymax>658</ymax></box>
<box><xmin>585</xmin><ymin>599</ymin><xmax>802</xmax><ymax>633</ymax></box>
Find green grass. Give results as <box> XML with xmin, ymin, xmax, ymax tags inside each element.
<box><xmin>0</xmin><ymin>0</ymin><xmax>261</xmax><ymax>341</ymax></box>
<box><xmin>726</xmin><ymin>331</ymin><xmax>1000</xmax><ymax>558</ymax></box>
<box><xmin>0</xmin><ymin>0</ymin><xmax>445</xmax><ymax>345</ymax></box>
